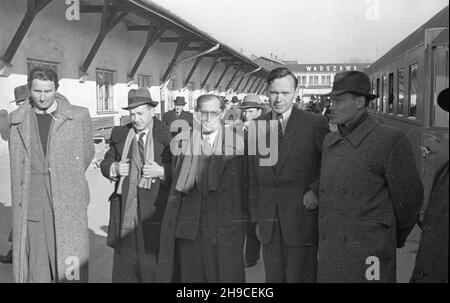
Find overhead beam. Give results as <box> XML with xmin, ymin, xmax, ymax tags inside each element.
<box><xmin>81</xmin><ymin>4</ymin><xmax>144</xmax><ymax>13</ymax></box>
<box><xmin>161</xmin><ymin>37</ymin><xmax>190</xmax><ymax>83</ymax></box>
<box><xmin>159</xmin><ymin>36</ymin><xmax>201</xmax><ymax>43</ymax></box>
<box><xmin>241</xmin><ymin>76</ymin><xmax>253</xmax><ymax>92</ymax></box>
<box><xmin>247</xmin><ymin>77</ymin><xmax>259</xmax><ymax>93</ymax></box>
<box><xmin>214</xmin><ymin>60</ymin><xmax>233</xmax><ymax>90</ymax></box>
<box><xmin>127</xmin><ymin>25</ymin><xmax>165</xmax><ymax>82</ymax></box>
<box><xmin>253</xmin><ymin>78</ymin><xmax>265</xmax><ymax>93</ymax></box>
<box><xmin>183</xmin><ymin>56</ymin><xmax>203</xmax><ymax>87</ymax></box>
<box><xmin>79</xmin><ymin>0</ymin><xmax>128</xmax><ymax>81</ymax></box>
<box><xmin>201</xmin><ymin>57</ymin><xmax>220</xmax><ymax>88</ymax></box>
<box><xmin>225</xmin><ymin>63</ymin><xmax>243</xmax><ymax>91</ymax></box>
<box><xmin>234</xmin><ymin>74</ymin><xmax>246</xmax><ymax>92</ymax></box>
<box><xmin>257</xmin><ymin>83</ymin><xmax>267</xmax><ymax>95</ymax></box>
<box><xmin>0</xmin><ymin>0</ymin><xmax>53</xmax><ymax>75</ymax></box>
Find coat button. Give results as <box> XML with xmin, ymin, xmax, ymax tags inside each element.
<box><xmin>320</xmin><ymin>234</ymin><xmax>326</xmax><ymax>241</ymax></box>
<box><xmin>320</xmin><ymin>189</ymin><xmax>325</xmax><ymax>194</ymax></box>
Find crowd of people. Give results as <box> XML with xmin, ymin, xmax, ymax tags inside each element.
<box><xmin>0</xmin><ymin>66</ymin><xmax>447</xmax><ymax>283</ymax></box>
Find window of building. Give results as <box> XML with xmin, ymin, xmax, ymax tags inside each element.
<box><xmin>376</xmin><ymin>78</ymin><xmax>380</xmax><ymax>111</ymax></box>
<box><xmin>308</xmin><ymin>76</ymin><xmax>314</xmax><ymax>85</ymax></box>
<box><xmin>408</xmin><ymin>64</ymin><xmax>418</xmax><ymax>118</ymax></box>
<box><xmin>381</xmin><ymin>75</ymin><xmax>387</xmax><ymax>112</ymax></box>
<box><xmin>326</xmin><ymin>75</ymin><xmax>331</xmax><ymax>86</ymax></box>
<box><xmin>301</xmin><ymin>75</ymin><xmax>307</xmax><ymax>86</ymax></box>
<box><xmin>397</xmin><ymin>68</ymin><xmax>405</xmax><ymax>115</ymax></box>
<box><xmin>314</xmin><ymin>76</ymin><xmax>319</xmax><ymax>85</ymax></box>
<box><xmin>96</xmin><ymin>69</ymin><xmax>114</xmax><ymax>112</ymax></box>
<box><xmin>27</xmin><ymin>59</ymin><xmax>58</xmax><ymax>76</ymax></box>
<box><xmin>321</xmin><ymin>75</ymin><xmax>326</xmax><ymax>85</ymax></box>
<box><xmin>388</xmin><ymin>72</ymin><xmax>394</xmax><ymax>113</ymax></box>
<box><xmin>432</xmin><ymin>45</ymin><xmax>449</xmax><ymax>127</ymax></box>
<box><xmin>138</xmin><ymin>74</ymin><xmax>152</xmax><ymax>88</ymax></box>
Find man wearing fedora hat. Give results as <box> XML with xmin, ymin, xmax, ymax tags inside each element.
<box><xmin>1</xmin><ymin>85</ymin><xmax>31</xmax><ymax>141</ymax></box>
<box><xmin>411</xmin><ymin>87</ymin><xmax>448</xmax><ymax>283</ymax></box>
<box><xmin>100</xmin><ymin>87</ymin><xmax>172</xmax><ymax>283</ymax></box>
<box><xmin>222</xmin><ymin>96</ymin><xmax>241</xmax><ymax>124</ymax></box>
<box><xmin>9</xmin><ymin>66</ymin><xmax>95</xmax><ymax>282</ymax></box>
<box><xmin>317</xmin><ymin>71</ymin><xmax>423</xmax><ymax>282</ymax></box>
<box><xmin>162</xmin><ymin>96</ymin><xmax>193</xmax><ymax>137</ymax></box>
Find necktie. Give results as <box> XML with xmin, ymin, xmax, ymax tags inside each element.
<box><xmin>276</xmin><ymin>114</ymin><xmax>283</xmax><ymax>145</ymax></box>
<box><xmin>138</xmin><ymin>132</ymin><xmax>145</xmax><ymax>162</ymax></box>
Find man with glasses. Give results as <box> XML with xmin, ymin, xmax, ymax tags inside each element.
<box><xmin>157</xmin><ymin>94</ymin><xmax>248</xmax><ymax>283</ymax></box>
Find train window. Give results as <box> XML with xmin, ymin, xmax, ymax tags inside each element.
<box><xmin>397</xmin><ymin>68</ymin><xmax>405</xmax><ymax>116</ymax></box>
<box><xmin>388</xmin><ymin>73</ymin><xmax>394</xmax><ymax>113</ymax></box>
<box><xmin>432</xmin><ymin>45</ymin><xmax>449</xmax><ymax>127</ymax></box>
<box><xmin>382</xmin><ymin>75</ymin><xmax>387</xmax><ymax>112</ymax></box>
<box><xmin>408</xmin><ymin>64</ymin><xmax>418</xmax><ymax>118</ymax></box>
<box><xmin>376</xmin><ymin>78</ymin><xmax>380</xmax><ymax>111</ymax></box>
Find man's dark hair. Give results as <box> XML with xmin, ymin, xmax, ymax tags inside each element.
<box><xmin>27</xmin><ymin>66</ymin><xmax>59</xmax><ymax>90</ymax></box>
<box><xmin>266</xmin><ymin>67</ymin><xmax>298</xmax><ymax>88</ymax></box>
<box><xmin>195</xmin><ymin>94</ymin><xmax>225</xmax><ymax>111</ymax></box>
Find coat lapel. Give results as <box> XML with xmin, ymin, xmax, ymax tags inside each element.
<box><xmin>10</xmin><ymin>102</ymin><xmax>33</xmax><ymax>158</ymax></box>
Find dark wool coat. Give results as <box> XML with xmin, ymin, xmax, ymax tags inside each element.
<box><xmin>9</xmin><ymin>98</ymin><xmax>94</xmax><ymax>283</ymax></box>
<box><xmin>100</xmin><ymin>119</ymin><xmax>172</xmax><ymax>254</ymax></box>
<box><xmin>317</xmin><ymin>114</ymin><xmax>423</xmax><ymax>283</ymax></box>
<box><xmin>156</xmin><ymin>131</ymin><xmax>248</xmax><ymax>282</ymax></box>
<box><xmin>411</xmin><ymin>161</ymin><xmax>448</xmax><ymax>283</ymax></box>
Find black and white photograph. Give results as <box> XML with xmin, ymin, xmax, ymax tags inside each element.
<box><xmin>0</xmin><ymin>0</ymin><xmax>448</xmax><ymax>288</ymax></box>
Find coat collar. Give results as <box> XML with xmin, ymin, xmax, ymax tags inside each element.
<box><xmin>9</xmin><ymin>93</ymin><xmax>74</xmax><ymax>125</ymax></box>
<box><xmin>325</xmin><ymin>114</ymin><xmax>378</xmax><ymax>149</ymax></box>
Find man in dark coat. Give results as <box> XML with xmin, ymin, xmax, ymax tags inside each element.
<box><xmin>248</xmin><ymin>68</ymin><xmax>330</xmax><ymax>283</ymax></box>
<box><xmin>156</xmin><ymin>94</ymin><xmax>248</xmax><ymax>283</ymax></box>
<box><xmin>162</xmin><ymin>96</ymin><xmax>193</xmax><ymax>136</ymax></box>
<box><xmin>100</xmin><ymin>88</ymin><xmax>171</xmax><ymax>283</ymax></box>
<box><xmin>411</xmin><ymin>87</ymin><xmax>449</xmax><ymax>283</ymax></box>
<box><xmin>317</xmin><ymin>71</ymin><xmax>423</xmax><ymax>283</ymax></box>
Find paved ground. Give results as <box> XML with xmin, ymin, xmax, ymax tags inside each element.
<box><xmin>0</xmin><ymin>152</ymin><xmax>420</xmax><ymax>283</ymax></box>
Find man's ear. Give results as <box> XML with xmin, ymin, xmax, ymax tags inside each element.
<box><xmin>356</xmin><ymin>96</ymin><xmax>366</xmax><ymax>109</ymax></box>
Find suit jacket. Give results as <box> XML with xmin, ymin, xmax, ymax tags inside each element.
<box><xmin>248</xmin><ymin>107</ymin><xmax>330</xmax><ymax>246</ymax></box>
<box><xmin>162</xmin><ymin>110</ymin><xmax>193</xmax><ymax>136</ymax></box>
<box><xmin>100</xmin><ymin>118</ymin><xmax>172</xmax><ymax>253</ymax></box>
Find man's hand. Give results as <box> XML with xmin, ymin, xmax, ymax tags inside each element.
<box><xmin>303</xmin><ymin>189</ymin><xmax>319</xmax><ymax>210</ymax></box>
<box><xmin>142</xmin><ymin>161</ymin><xmax>164</xmax><ymax>179</ymax></box>
<box><xmin>115</xmin><ymin>160</ymin><xmax>130</xmax><ymax>177</ymax></box>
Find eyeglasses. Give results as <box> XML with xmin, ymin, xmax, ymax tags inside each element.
<box><xmin>196</xmin><ymin>110</ymin><xmax>222</xmax><ymax>120</ymax></box>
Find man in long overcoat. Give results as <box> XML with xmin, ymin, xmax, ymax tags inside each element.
<box><xmin>9</xmin><ymin>66</ymin><xmax>94</xmax><ymax>282</ymax></box>
<box><xmin>100</xmin><ymin>88</ymin><xmax>171</xmax><ymax>283</ymax></box>
<box><xmin>156</xmin><ymin>94</ymin><xmax>248</xmax><ymax>283</ymax></box>
<box><xmin>248</xmin><ymin>68</ymin><xmax>330</xmax><ymax>283</ymax></box>
<box><xmin>317</xmin><ymin>71</ymin><xmax>423</xmax><ymax>283</ymax></box>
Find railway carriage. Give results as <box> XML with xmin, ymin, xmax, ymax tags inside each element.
<box><xmin>366</xmin><ymin>6</ymin><xmax>449</xmax><ymax>212</ymax></box>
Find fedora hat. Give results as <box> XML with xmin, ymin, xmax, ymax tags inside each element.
<box><xmin>324</xmin><ymin>71</ymin><xmax>378</xmax><ymax>100</ymax></box>
<box><xmin>10</xmin><ymin>85</ymin><xmax>30</xmax><ymax>104</ymax></box>
<box><xmin>437</xmin><ymin>87</ymin><xmax>449</xmax><ymax>112</ymax></box>
<box><xmin>174</xmin><ymin>96</ymin><xmax>186</xmax><ymax>106</ymax></box>
<box><xmin>122</xmin><ymin>88</ymin><xmax>158</xmax><ymax>110</ymax></box>
<box><xmin>240</xmin><ymin>94</ymin><xmax>264</xmax><ymax>109</ymax></box>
